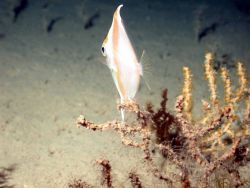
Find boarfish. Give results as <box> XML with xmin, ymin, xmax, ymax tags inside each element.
<box><xmin>101</xmin><ymin>4</ymin><xmax>142</xmax><ymax>121</ymax></box>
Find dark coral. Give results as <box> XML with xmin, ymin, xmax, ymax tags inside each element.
<box><xmin>129</xmin><ymin>172</ymin><xmax>144</xmax><ymax>188</ymax></box>
<box><xmin>68</xmin><ymin>179</ymin><xmax>93</xmax><ymax>188</ymax></box>
<box><xmin>96</xmin><ymin>159</ymin><xmax>113</xmax><ymax>188</ymax></box>
<box><xmin>0</xmin><ymin>164</ymin><xmax>16</xmax><ymax>188</ymax></box>
<box><xmin>147</xmin><ymin>89</ymin><xmax>185</xmax><ymax>154</ymax></box>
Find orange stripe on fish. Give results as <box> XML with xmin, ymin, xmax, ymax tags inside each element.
<box><xmin>101</xmin><ymin>4</ymin><xmax>142</xmax><ymax>121</ymax></box>
<box><xmin>112</xmin><ymin>6</ymin><xmax>126</xmax><ymax>98</ymax></box>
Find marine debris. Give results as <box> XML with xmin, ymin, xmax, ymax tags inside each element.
<box><xmin>77</xmin><ymin>52</ymin><xmax>250</xmax><ymax>187</ymax></box>
<box><xmin>13</xmin><ymin>0</ymin><xmax>29</xmax><ymax>23</ymax></box>
<box><xmin>84</xmin><ymin>12</ymin><xmax>100</xmax><ymax>30</ymax></box>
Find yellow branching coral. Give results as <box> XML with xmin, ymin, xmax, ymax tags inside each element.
<box><xmin>220</xmin><ymin>67</ymin><xmax>232</xmax><ymax>104</ymax></box>
<box><xmin>182</xmin><ymin>66</ymin><xmax>192</xmax><ymax>121</ymax></box>
<box><xmin>245</xmin><ymin>93</ymin><xmax>250</xmax><ymax>120</ymax></box>
<box><xmin>77</xmin><ymin>52</ymin><xmax>250</xmax><ymax>188</ymax></box>
<box><xmin>233</xmin><ymin>62</ymin><xmax>248</xmax><ymax>103</ymax></box>
<box><xmin>204</xmin><ymin>53</ymin><xmax>218</xmax><ymax>107</ymax></box>
<box><xmin>180</xmin><ymin>53</ymin><xmax>249</xmax><ymax>161</ymax></box>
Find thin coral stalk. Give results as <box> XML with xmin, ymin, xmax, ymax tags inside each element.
<box><xmin>221</xmin><ymin>67</ymin><xmax>232</xmax><ymax>104</ymax></box>
<box><xmin>245</xmin><ymin>89</ymin><xmax>250</xmax><ymax>120</ymax></box>
<box><xmin>234</xmin><ymin>62</ymin><xmax>248</xmax><ymax>102</ymax></box>
<box><xmin>182</xmin><ymin>66</ymin><xmax>193</xmax><ymax>121</ymax></box>
<box><xmin>129</xmin><ymin>172</ymin><xmax>144</xmax><ymax>188</ymax></box>
<box><xmin>204</xmin><ymin>53</ymin><xmax>218</xmax><ymax>107</ymax></box>
<box><xmin>96</xmin><ymin>159</ymin><xmax>113</xmax><ymax>188</ymax></box>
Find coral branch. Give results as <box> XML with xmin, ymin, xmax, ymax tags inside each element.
<box><xmin>221</xmin><ymin>67</ymin><xmax>232</xmax><ymax>104</ymax></box>
<box><xmin>245</xmin><ymin>90</ymin><xmax>250</xmax><ymax>120</ymax></box>
<box><xmin>129</xmin><ymin>172</ymin><xmax>144</xmax><ymax>188</ymax></box>
<box><xmin>96</xmin><ymin>159</ymin><xmax>113</xmax><ymax>188</ymax></box>
<box><xmin>234</xmin><ymin>62</ymin><xmax>248</xmax><ymax>102</ymax></box>
<box><xmin>201</xmin><ymin>138</ymin><xmax>241</xmax><ymax>188</ymax></box>
<box><xmin>68</xmin><ymin>179</ymin><xmax>93</xmax><ymax>188</ymax></box>
<box><xmin>76</xmin><ymin>52</ymin><xmax>250</xmax><ymax>188</ymax></box>
<box><xmin>182</xmin><ymin>67</ymin><xmax>193</xmax><ymax>121</ymax></box>
<box><xmin>204</xmin><ymin>53</ymin><xmax>218</xmax><ymax>107</ymax></box>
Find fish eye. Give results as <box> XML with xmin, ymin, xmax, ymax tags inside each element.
<box><xmin>101</xmin><ymin>46</ymin><xmax>106</xmax><ymax>56</ymax></box>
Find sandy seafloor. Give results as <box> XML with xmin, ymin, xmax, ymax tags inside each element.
<box><xmin>0</xmin><ymin>0</ymin><xmax>250</xmax><ymax>187</ymax></box>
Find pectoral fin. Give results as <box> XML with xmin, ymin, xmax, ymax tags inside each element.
<box><xmin>138</xmin><ymin>50</ymin><xmax>151</xmax><ymax>91</ymax></box>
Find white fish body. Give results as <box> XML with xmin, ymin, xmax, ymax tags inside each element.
<box><xmin>101</xmin><ymin>5</ymin><xmax>142</xmax><ymax>121</ymax></box>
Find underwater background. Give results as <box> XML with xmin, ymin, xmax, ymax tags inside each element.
<box><xmin>0</xmin><ymin>0</ymin><xmax>250</xmax><ymax>187</ymax></box>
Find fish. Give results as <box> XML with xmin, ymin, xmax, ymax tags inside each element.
<box><xmin>101</xmin><ymin>4</ymin><xmax>142</xmax><ymax>121</ymax></box>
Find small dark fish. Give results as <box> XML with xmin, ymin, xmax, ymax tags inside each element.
<box><xmin>198</xmin><ymin>22</ymin><xmax>219</xmax><ymax>42</ymax></box>
<box><xmin>46</xmin><ymin>17</ymin><xmax>63</xmax><ymax>33</ymax></box>
<box><xmin>13</xmin><ymin>0</ymin><xmax>29</xmax><ymax>23</ymax></box>
<box><xmin>84</xmin><ymin>12</ymin><xmax>100</xmax><ymax>30</ymax></box>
